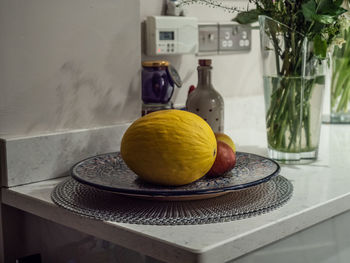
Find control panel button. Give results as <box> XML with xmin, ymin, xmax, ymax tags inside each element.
<box><xmin>239</xmin><ymin>40</ymin><xmax>244</xmax><ymax>47</ymax></box>
<box><xmin>244</xmin><ymin>40</ymin><xmax>250</xmax><ymax>46</ymax></box>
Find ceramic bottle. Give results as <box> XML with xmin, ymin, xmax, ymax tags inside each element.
<box><xmin>186</xmin><ymin>59</ymin><xmax>224</xmax><ymax>133</ymax></box>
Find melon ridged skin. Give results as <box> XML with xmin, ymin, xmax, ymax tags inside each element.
<box><xmin>120</xmin><ymin>110</ymin><xmax>217</xmax><ymax>186</ymax></box>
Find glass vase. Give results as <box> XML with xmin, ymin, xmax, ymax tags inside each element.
<box><xmin>330</xmin><ymin>25</ymin><xmax>350</xmax><ymax>123</ymax></box>
<box><xmin>259</xmin><ymin>16</ymin><xmax>327</xmax><ymax>163</ymax></box>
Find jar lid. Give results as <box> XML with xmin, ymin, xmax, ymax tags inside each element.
<box><xmin>142</xmin><ymin>61</ymin><xmax>169</xmax><ymax>67</ymax></box>
<box><xmin>167</xmin><ymin>65</ymin><xmax>182</xmax><ymax>88</ymax></box>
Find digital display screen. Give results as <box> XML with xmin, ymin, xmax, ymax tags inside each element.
<box><xmin>159</xmin><ymin>31</ymin><xmax>174</xmax><ymax>40</ymax></box>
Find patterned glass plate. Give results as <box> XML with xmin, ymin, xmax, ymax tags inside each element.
<box><xmin>71</xmin><ymin>152</ymin><xmax>280</xmax><ymax>200</ymax></box>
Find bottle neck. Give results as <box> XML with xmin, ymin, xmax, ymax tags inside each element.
<box><xmin>197</xmin><ymin>66</ymin><xmax>212</xmax><ymax>88</ymax></box>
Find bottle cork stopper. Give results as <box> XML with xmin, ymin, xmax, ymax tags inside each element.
<box><xmin>198</xmin><ymin>59</ymin><xmax>212</xmax><ymax>66</ymax></box>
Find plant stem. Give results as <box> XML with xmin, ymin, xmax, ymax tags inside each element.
<box><xmin>331</xmin><ymin>27</ymin><xmax>350</xmax><ymax>114</ymax></box>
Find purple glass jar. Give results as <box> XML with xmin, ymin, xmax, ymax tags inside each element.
<box><xmin>142</xmin><ymin>61</ymin><xmax>180</xmax><ymax>104</ymax></box>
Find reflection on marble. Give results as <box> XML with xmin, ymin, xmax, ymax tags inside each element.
<box><xmin>1</xmin><ymin>123</ymin><xmax>129</xmax><ymax>187</ymax></box>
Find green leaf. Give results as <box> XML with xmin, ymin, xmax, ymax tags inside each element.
<box><xmin>311</xmin><ymin>22</ymin><xmax>324</xmax><ymax>34</ymax></box>
<box><xmin>316</xmin><ymin>0</ymin><xmax>347</xmax><ymax>16</ymax></box>
<box><xmin>314</xmin><ymin>35</ymin><xmax>327</xmax><ymax>58</ymax></box>
<box><xmin>317</xmin><ymin>0</ymin><xmax>335</xmax><ymax>14</ymax></box>
<box><xmin>313</xmin><ymin>14</ymin><xmax>335</xmax><ymax>24</ymax></box>
<box><xmin>334</xmin><ymin>0</ymin><xmax>344</xmax><ymax>7</ymax></box>
<box><xmin>233</xmin><ymin>9</ymin><xmax>261</xmax><ymax>24</ymax></box>
<box><xmin>302</xmin><ymin>0</ymin><xmax>317</xmax><ymax>21</ymax></box>
<box><xmin>333</xmin><ymin>7</ymin><xmax>348</xmax><ymax>16</ymax></box>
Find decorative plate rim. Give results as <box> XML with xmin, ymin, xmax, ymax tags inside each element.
<box><xmin>70</xmin><ymin>151</ymin><xmax>281</xmax><ymax>197</ymax></box>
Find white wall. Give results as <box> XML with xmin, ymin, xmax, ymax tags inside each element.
<box><xmin>0</xmin><ymin>0</ymin><xmax>141</xmax><ymax>137</ymax></box>
<box><xmin>0</xmin><ymin>0</ymin><xmax>262</xmax><ymax>136</ymax></box>
<box><xmin>140</xmin><ymin>0</ymin><xmax>262</xmax><ymax>107</ymax></box>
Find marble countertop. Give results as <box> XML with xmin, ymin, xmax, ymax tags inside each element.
<box><xmin>2</xmin><ymin>123</ymin><xmax>350</xmax><ymax>263</ymax></box>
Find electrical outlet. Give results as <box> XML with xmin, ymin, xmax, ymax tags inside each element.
<box><xmin>198</xmin><ymin>23</ymin><xmax>219</xmax><ymax>53</ymax></box>
<box><xmin>219</xmin><ymin>23</ymin><xmax>251</xmax><ymax>52</ymax></box>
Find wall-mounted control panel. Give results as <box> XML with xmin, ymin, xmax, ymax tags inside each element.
<box><xmin>198</xmin><ymin>22</ymin><xmax>252</xmax><ymax>54</ymax></box>
<box><xmin>146</xmin><ymin>16</ymin><xmax>198</xmax><ymax>56</ymax></box>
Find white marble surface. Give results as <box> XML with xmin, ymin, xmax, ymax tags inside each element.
<box><xmin>2</xmin><ymin>123</ymin><xmax>350</xmax><ymax>263</ymax></box>
<box><xmin>0</xmin><ymin>123</ymin><xmax>129</xmax><ymax>187</ymax></box>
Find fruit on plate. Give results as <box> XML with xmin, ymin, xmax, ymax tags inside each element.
<box><xmin>208</xmin><ymin>133</ymin><xmax>236</xmax><ymax>176</ymax></box>
<box><xmin>120</xmin><ymin>109</ymin><xmax>217</xmax><ymax>186</ymax></box>
<box><xmin>215</xmin><ymin>133</ymin><xmax>236</xmax><ymax>153</ymax></box>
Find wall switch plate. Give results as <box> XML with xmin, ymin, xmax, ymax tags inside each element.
<box><xmin>218</xmin><ymin>22</ymin><xmax>251</xmax><ymax>53</ymax></box>
<box><xmin>198</xmin><ymin>23</ymin><xmax>219</xmax><ymax>53</ymax></box>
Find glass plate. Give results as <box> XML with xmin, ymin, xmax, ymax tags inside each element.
<box><xmin>71</xmin><ymin>152</ymin><xmax>280</xmax><ymax>201</ymax></box>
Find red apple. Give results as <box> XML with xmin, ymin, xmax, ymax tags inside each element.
<box><xmin>215</xmin><ymin>133</ymin><xmax>236</xmax><ymax>153</ymax></box>
<box><xmin>208</xmin><ymin>141</ymin><xmax>236</xmax><ymax>176</ymax></box>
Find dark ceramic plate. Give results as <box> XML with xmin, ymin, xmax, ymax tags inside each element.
<box><xmin>71</xmin><ymin>152</ymin><xmax>280</xmax><ymax>200</ymax></box>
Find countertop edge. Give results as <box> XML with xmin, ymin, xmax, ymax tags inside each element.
<box><xmin>2</xmin><ymin>178</ymin><xmax>350</xmax><ymax>263</ymax></box>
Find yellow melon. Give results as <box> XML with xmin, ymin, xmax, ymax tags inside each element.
<box><xmin>120</xmin><ymin>109</ymin><xmax>217</xmax><ymax>186</ymax></box>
